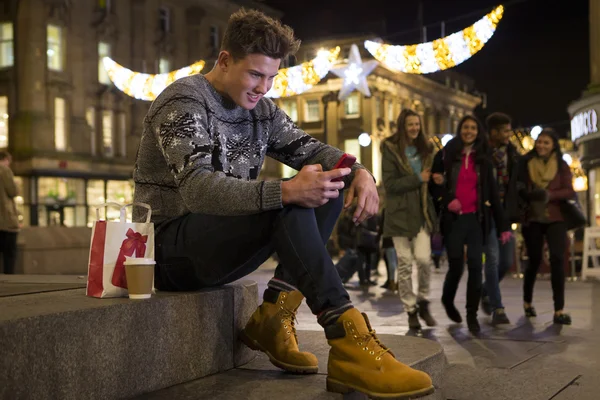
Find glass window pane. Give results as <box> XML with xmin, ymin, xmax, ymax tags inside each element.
<box><xmin>0</xmin><ymin>22</ymin><xmax>13</xmax><ymax>67</ymax></box>
<box><xmin>345</xmin><ymin>94</ymin><xmax>359</xmax><ymax>117</ymax></box>
<box><xmin>281</xmin><ymin>100</ymin><xmax>298</xmax><ymax>122</ymax></box>
<box><xmin>55</xmin><ymin>97</ymin><xmax>66</xmax><ymax>151</ymax></box>
<box><xmin>344</xmin><ymin>139</ymin><xmax>361</xmax><ymax>164</ymax></box>
<box><xmin>86</xmin><ymin>107</ymin><xmax>96</xmax><ymax>155</ymax></box>
<box><xmin>102</xmin><ymin>110</ymin><xmax>113</xmax><ymax>156</ymax></box>
<box><xmin>47</xmin><ymin>25</ymin><xmax>63</xmax><ymax>71</ymax></box>
<box><xmin>159</xmin><ymin>58</ymin><xmax>170</xmax><ymax>74</ymax></box>
<box><xmin>305</xmin><ymin>99</ymin><xmax>320</xmax><ymax>122</ymax></box>
<box><xmin>98</xmin><ymin>42</ymin><xmax>111</xmax><ymax>84</ymax></box>
<box><xmin>0</xmin><ymin>96</ymin><xmax>7</xmax><ymax>148</ymax></box>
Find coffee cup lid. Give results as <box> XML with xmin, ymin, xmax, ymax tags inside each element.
<box><xmin>124</xmin><ymin>257</ymin><xmax>156</xmax><ymax>265</ymax></box>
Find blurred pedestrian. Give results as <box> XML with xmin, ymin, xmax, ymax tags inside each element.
<box><xmin>0</xmin><ymin>151</ymin><xmax>19</xmax><ymax>274</ymax></box>
<box><xmin>517</xmin><ymin>128</ymin><xmax>574</xmax><ymax>325</ymax></box>
<box><xmin>431</xmin><ymin>115</ymin><xmax>510</xmax><ymax>334</ymax></box>
<box><xmin>381</xmin><ymin>109</ymin><xmax>437</xmax><ymax>330</ymax></box>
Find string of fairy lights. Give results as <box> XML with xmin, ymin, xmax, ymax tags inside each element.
<box><xmin>103</xmin><ymin>5</ymin><xmax>505</xmax><ymax>101</ymax></box>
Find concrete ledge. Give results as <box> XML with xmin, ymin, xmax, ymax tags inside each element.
<box><xmin>139</xmin><ymin>330</ymin><xmax>448</xmax><ymax>400</ymax></box>
<box><xmin>0</xmin><ymin>280</ymin><xmax>258</xmax><ymax>400</ymax></box>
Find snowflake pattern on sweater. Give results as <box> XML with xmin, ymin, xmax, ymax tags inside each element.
<box><xmin>133</xmin><ymin>74</ymin><xmax>365</xmax><ymax>225</ymax></box>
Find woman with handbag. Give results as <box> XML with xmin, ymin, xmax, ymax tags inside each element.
<box><xmin>381</xmin><ymin>109</ymin><xmax>437</xmax><ymax>330</ymax></box>
<box><xmin>517</xmin><ymin>128</ymin><xmax>575</xmax><ymax>325</ymax></box>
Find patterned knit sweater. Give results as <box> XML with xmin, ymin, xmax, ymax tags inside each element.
<box><xmin>133</xmin><ymin>74</ymin><xmax>365</xmax><ymax>226</ymax></box>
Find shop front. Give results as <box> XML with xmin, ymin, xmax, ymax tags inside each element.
<box><xmin>13</xmin><ymin>175</ymin><xmax>133</xmax><ymax>228</ymax></box>
<box><xmin>569</xmin><ymin>92</ymin><xmax>600</xmax><ymax>225</ymax></box>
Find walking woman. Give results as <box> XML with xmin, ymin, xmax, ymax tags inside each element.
<box><xmin>518</xmin><ymin>128</ymin><xmax>574</xmax><ymax>325</ymax></box>
<box><xmin>431</xmin><ymin>115</ymin><xmax>510</xmax><ymax>334</ymax></box>
<box><xmin>381</xmin><ymin>109</ymin><xmax>437</xmax><ymax>330</ymax></box>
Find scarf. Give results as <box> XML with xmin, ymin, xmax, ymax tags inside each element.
<box><xmin>492</xmin><ymin>146</ymin><xmax>509</xmax><ymax>202</ymax></box>
<box><xmin>528</xmin><ymin>153</ymin><xmax>558</xmax><ymax>189</ymax></box>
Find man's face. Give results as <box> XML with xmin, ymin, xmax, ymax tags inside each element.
<box><xmin>220</xmin><ymin>52</ymin><xmax>281</xmax><ymax>110</ymax></box>
<box><xmin>0</xmin><ymin>157</ymin><xmax>10</xmax><ymax>167</ymax></box>
<box><xmin>490</xmin><ymin>123</ymin><xmax>513</xmax><ymax>146</ymax></box>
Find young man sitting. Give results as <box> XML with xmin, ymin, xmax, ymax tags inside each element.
<box><xmin>133</xmin><ymin>8</ymin><xmax>433</xmax><ymax>398</ymax></box>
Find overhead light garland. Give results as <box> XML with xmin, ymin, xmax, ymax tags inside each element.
<box><xmin>364</xmin><ymin>5</ymin><xmax>504</xmax><ymax>74</ymax></box>
<box><xmin>103</xmin><ymin>57</ymin><xmax>206</xmax><ymax>101</ymax></box>
<box><xmin>104</xmin><ymin>47</ymin><xmax>340</xmax><ymax>101</ymax></box>
<box><xmin>266</xmin><ymin>47</ymin><xmax>340</xmax><ymax>98</ymax></box>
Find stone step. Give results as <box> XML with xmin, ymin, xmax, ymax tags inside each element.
<box><xmin>137</xmin><ymin>330</ymin><xmax>447</xmax><ymax>400</ymax></box>
<box><xmin>0</xmin><ymin>280</ymin><xmax>258</xmax><ymax>400</ymax></box>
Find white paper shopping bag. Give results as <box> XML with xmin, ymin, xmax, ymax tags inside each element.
<box><xmin>86</xmin><ymin>202</ymin><xmax>154</xmax><ymax>298</ymax></box>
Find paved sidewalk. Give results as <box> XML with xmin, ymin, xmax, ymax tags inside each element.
<box><xmin>248</xmin><ymin>260</ymin><xmax>600</xmax><ymax>400</ymax></box>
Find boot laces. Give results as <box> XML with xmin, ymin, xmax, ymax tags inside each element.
<box><xmin>358</xmin><ymin>328</ymin><xmax>390</xmax><ymax>360</ymax></box>
<box><xmin>279</xmin><ymin>306</ymin><xmax>299</xmax><ymax>340</ymax></box>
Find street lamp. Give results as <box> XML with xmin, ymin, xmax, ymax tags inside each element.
<box><xmin>441</xmin><ymin>134</ymin><xmax>453</xmax><ymax>146</ymax></box>
<box><xmin>358</xmin><ymin>133</ymin><xmax>372</xmax><ymax>147</ymax></box>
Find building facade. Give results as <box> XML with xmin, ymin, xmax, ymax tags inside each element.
<box><xmin>569</xmin><ymin>0</ymin><xmax>599</xmax><ymax>224</ymax></box>
<box><xmin>0</xmin><ymin>0</ymin><xmax>277</xmax><ymax>227</ymax></box>
<box><xmin>263</xmin><ymin>37</ymin><xmax>482</xmax><ymax>184</ymax></box>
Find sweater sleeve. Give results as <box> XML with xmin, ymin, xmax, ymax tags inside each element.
<box><xmin>548</xmin><ymin>162</ymin><xmax>575</xmax><ymax>201</ymax></box>
<box><xmin>266</xmin><ymin>104</ymin><xmax>372</xmax><ymax>186</ymax></box>
<box><xmin>151</xmin><ymin>98</ymin><xmax>282</xmax><ymax>216</ymax></box>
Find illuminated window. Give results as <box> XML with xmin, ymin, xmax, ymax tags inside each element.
<box><xmin>0</xmin><ymin>96</ymin><xmax>7</xmax><ymax>148</ymax></box>
<box><xmin>344</xmin><ymin>94</ymin><xmax>359</xmax><ymax>118</ymax></box>
<box><xmin>0</xmin><ymin>22</ymin><xmax>13</xmax><ymax>67</ymax></box>
<box><xmin>281</xmin><ymin>100</ymin><xmax>298</xmax><ymax>122</ymax></box>
<box><xmin>118</xmin><ymin>112</ymin><xmax>126</xmax><ymax>157</ymax></box>
<box><xmin>47</xmin><ymin>25</ymin><xmax>63</xmax><ymax>71</ymax></box>
<box><xmin>86</xmin><ymin>107</ymin><xmax>96</xmax><ymax>156</ymax></box>
<box><xmin>344</xmin><ymin>139</ymin><xmax>361</xmax><ymax>164</ymax></box>
<box><xmin>159</xmin><ymin>58</ymin><xmax>170</xmax><ymax>74</ymax></box>
<box><xmin>98</xmin><ymin>42</ymin><xmax>111</xmax><ymax>84</ymax></box>
<box><xmin>54</xmin><ymin>97</ymin><xmax>66</xmax><ymax>151</ymax></box>
<box><xmin>304</xmin><ymin>99</ymin><xmax>320</xmax><ymax>122</ymax></box>
<box><xmin>102</xmin><ymin>110</ymin><xmax>113</xmax><ymax>157</ymax></box>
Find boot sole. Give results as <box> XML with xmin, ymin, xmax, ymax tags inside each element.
<box><xmin>239</xmin><ymin>330</ymin><xmax>319</xmax><ymax>374</ymax></box>
<box><xmin>326</xmin><ymin>377</ymin><xmax>434</xmax><ymax>399</ymax></box>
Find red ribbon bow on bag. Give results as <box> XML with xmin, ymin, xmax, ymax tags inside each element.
<box><xmin>112</xmin><ymin>228</ymin><xmax>149</xmax><ymax>289</ymax></box>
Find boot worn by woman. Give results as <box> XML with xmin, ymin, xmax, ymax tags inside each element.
<box><xmin>553</xmin><ymin>311</ymin><xmax>572</xmax><ymax>325</ymax></box>
<box><xmin>524</xmin><ymin>303</ymin><xmax>537</xmax><ymax>317</ymax></box>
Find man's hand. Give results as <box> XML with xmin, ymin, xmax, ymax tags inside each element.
<box><xmin>420</xmin><ymin>169</ymin><xmax>431</xmax><ymax>183</ymax></box>
<box><xmin>344</xmin><ymin>168</ymin><xmax>379</xmax><ymax>225</ymax></box>
<box><xmin>281</xmin><ymin>164</ymin><xmax>349</xmax><ymax>208</ymax></box>
<box><xmin>432</xmin><ymin>173</ymin><xmax>444</xmax><ymax>185</ymax></box>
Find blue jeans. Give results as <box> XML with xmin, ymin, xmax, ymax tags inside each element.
<box><xmin>154</xmin><ymin>194</ymin><xmax>350</xmax><ymax>315</ymax></box>
<box><xmin>483</xmin><ymin>221</ymin><xmax>515</xmax><ymax>310</ymax></box>
<box><xmin>383</xmin><ymin>247</ymin><xmax>397</xmax><ymax>281</ymax></box>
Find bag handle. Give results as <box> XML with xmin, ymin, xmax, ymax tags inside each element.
<box><xmin>95</xmin><ymin>202</ymin><xmax>152</xmax><ymax>223</ymax></box>
<box><xmin>124</xmin><ymin>202</ymin><xmax>152</xmax><ymax>223</ymax></box>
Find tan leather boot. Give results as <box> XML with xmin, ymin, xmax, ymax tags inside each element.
<box><xmin>240</xmin><ymin>290</ymin><xmax>318</xmax><ymax>374</ymax></box>
<box><xmin>326</xmin><ymin>308</ymin><xmax>434</xmax><ymax>399</ymax></box>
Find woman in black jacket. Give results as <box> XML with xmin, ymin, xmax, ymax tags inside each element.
<box><xmin>431</xmin><ymin>115</ymin><xmax>510</xmax><ymax>334</ymax></box>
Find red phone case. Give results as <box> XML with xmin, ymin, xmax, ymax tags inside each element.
<box><xmin>332</xmin><ymin>154</ymin><xmax>356</xmax><ymax>181</ymax></box>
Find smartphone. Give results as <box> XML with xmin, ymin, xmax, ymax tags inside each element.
<box><xmin>332</xmin><ymin>153</ymin><xmax>356</xmax><ymax>182</ymax></box>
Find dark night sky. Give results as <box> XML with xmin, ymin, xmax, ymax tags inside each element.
<box><xmin>262</xmin><ymin>0</ymin><xmax>589</xmax><ymax>136</ymax></box>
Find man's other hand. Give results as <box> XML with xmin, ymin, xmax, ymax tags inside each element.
<box><xmin>344</xmin><ymin>169</ymin><xmax>379</xmax><ymax>225</ymax></box>
<box><xmin>281</xmin><ymin>164</ymin><xmax>349</xmax><ymax>208</ymax></box>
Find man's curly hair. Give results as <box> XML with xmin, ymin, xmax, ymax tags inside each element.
<box><xmin>221</xmin><ymin>8</ymin><xmax>301</xmax><ymax>61</ymax></box>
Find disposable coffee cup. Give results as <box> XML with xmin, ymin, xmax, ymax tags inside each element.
<box><xmin>124</xmin><ymin>257</ymin><xmax>155</xmax><ymax>299</ymax></box>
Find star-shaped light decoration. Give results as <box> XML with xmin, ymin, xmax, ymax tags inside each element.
<box><xmin>330</xmin><ymin>44</ymin><xmax>378</xmax><ymax>101</ymax></box>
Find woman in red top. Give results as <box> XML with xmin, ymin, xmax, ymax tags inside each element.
<box><xmin>517</xmin><ymin>128</ymin><xmax>574</xmax><ymax>325</ymax></box>
<box><xmin>431</xmin><ymin>115</ymin><xmax>510</xmax><ymax>334</ymax></box>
